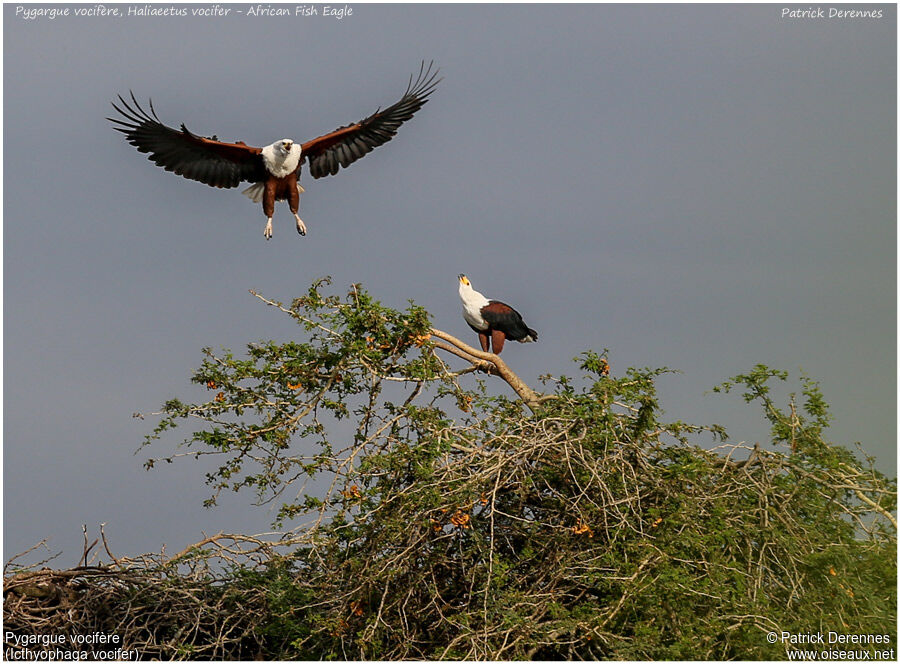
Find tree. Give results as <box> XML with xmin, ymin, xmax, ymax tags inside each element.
<box><xmin>7</xmin><ymin>278</ymin><xmax>896</xmax><ymax>660</ymax></box>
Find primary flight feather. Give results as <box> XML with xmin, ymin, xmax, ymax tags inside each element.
<box><xmin>109</xmin><ymin>62</ymin><xmax>439</xmax><ymax>239</ymax></box>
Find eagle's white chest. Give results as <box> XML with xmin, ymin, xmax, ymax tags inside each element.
<box><xmin>463</xmin><ymin>307</ymin><xmax>488</xmax><ymax>330</ymax></box>
<box><xmin>261</xmin><ymin>141</ymin><xmax>302</xmax><ymax>178</ymax></box>
<box><xmin>459</xmin><ymin>287</ymin><xmax>490</xmax><ymax>330</ymax></box>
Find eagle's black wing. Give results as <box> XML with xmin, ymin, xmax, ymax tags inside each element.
<box><xmin>481</xmin><ymin>301</ymin><xmax>538</xmax><ymax>342</ymax></box>
<box><xmin>300</xmin><ymin>61</ymin><xmax>440</xmax><ymax>179</ymax></box>
<box><xmin>109</xmin><ymin>93</ymin><xmax>268</xmax><ymax>188</ymax></box>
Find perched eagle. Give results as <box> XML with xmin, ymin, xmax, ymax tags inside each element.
<box><xmin>458</xmin><ymin>274</ymin><xmax>538</xmax><ymax>355</ymax></box>
<box><xmin>109</xmin><ymin>62</ymin><xmax>439</xmax><ymax>239</ymax></box>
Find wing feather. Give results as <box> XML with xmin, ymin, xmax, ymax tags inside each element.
<box><xmin>300</xmin><ymin>61</ymin><xmax>440</xmax><ymax>179</ymax></box>
<box><xmin>108</xmin><ymin>93</ymin><xmax>267</xmax><ymax>188</ymax></box>
<box><xmin>481</xmin><ymin>301</ymin><xmax>538</xmax><ymax>342</ymax></box>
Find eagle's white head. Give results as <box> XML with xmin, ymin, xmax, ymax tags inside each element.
<box><xmin>458</xmin><ymin>274</ymin><xmax>490</xmax><ymax>331</ymax></box>
<box><xmin>458</xmin><ymin>274</ymin><xmax>489</xmax><ymax>308</ymax></box>
<box><xmin>261</xmin><ymin>139</ymin><xmax>302</xmax><ymax>178</ymax></box>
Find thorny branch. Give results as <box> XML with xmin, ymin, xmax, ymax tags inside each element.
<box><xmin>4</xmin><ymin>531</ymin><xmax>309</xmax><ymax>660</ymax></box>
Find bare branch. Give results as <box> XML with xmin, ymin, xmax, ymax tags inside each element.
<box><xmin>429</xmin><ymin>328</ymin><xmax>549</xmax><ymax>411</ymax></box>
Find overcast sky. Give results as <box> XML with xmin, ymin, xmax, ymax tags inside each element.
<box><xmin>4</xmin><ymin>3</ymin><xmax>896</xmax><ymax>562</ymax></box>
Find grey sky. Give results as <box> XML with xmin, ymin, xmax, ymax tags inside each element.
<box><xmin>4</xmin><ymin>3</ymin><xmax>896</xmax><ymax>562</ymax></box>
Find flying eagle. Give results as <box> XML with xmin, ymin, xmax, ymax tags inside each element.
<box><xmin>109</xmin><ymin>62</ymin><xmax>439</xmax><ymax>239</ymax></box>
<box><xmin>458</xmin><ymin>274</ymin><xmax>538</xmax><ymax>355</ymax></box>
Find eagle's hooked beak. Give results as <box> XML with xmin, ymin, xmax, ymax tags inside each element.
<box><xmin>458</xmin><ymin>274</ymin><xmax>470</xmax><ymax>286</ymax></box>
<box><xmin>282</xmin><ymin>141</ymin><xmax>293</xmax><ymax>152</ymax></box>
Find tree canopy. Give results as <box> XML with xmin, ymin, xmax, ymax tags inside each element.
<box><xmin>5</xmin><ymin>278</ymin><xmax>896</xmax><ymax>660</ymax></box>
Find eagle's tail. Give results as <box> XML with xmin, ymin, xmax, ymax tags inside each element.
<box><xmin>522</xmin><ymin>328</ymin><xmax>538</xmax><ymax>343</ymax></box>
<box><xmin>242</xmin><ymin>183</ymin><xmax>265</xmax><ymax>203</ymax></box>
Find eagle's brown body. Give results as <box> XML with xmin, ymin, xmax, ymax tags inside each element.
<box><xmin>264</xmin><ymin>172</ymin><xmax>301</xmax><ymax>219</ymax></box>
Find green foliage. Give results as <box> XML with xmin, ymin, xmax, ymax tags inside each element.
<box><xmin>142</xmin><ymin>278</ymin><xmax>443</xmax><ymax>524</ymax></box>
<box><xmin>138</xmin><ymin>280</ymin><xmax>895</xmax><ymax>660</ymax></box>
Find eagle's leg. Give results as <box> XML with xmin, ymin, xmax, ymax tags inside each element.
<box><xmin>478</xmin><ymin>331</ymin><xmax>490</xmax><ymax>353</ymax></box>
<box><xmin>289</xmin><ymin>181</ymin><xmax>306</xmax><ymax>236</ymax></box>
<box><xmin>294</xmin><ymin>214</ymin><xmax>306</xmax><ymax>236</ymax></box>
<box><xmin>263</xmin><ymin>182</ymin><xmax>277</xmax><ymax>240</ymax></box>
<box><xmin>490</xmin><ymin>330</ymin><xmax>506</xmax><ymax>355</ymax></box>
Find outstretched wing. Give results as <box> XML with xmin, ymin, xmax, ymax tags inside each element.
<box><xmin>109</xmin><ymin>93</ymin><xmax>267</xmax><ymax>188</ymax></box>
<box><xmin>300</xmin><ymin>61</ymin><xmax>440</xmax><ymax>179</ymax></box>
